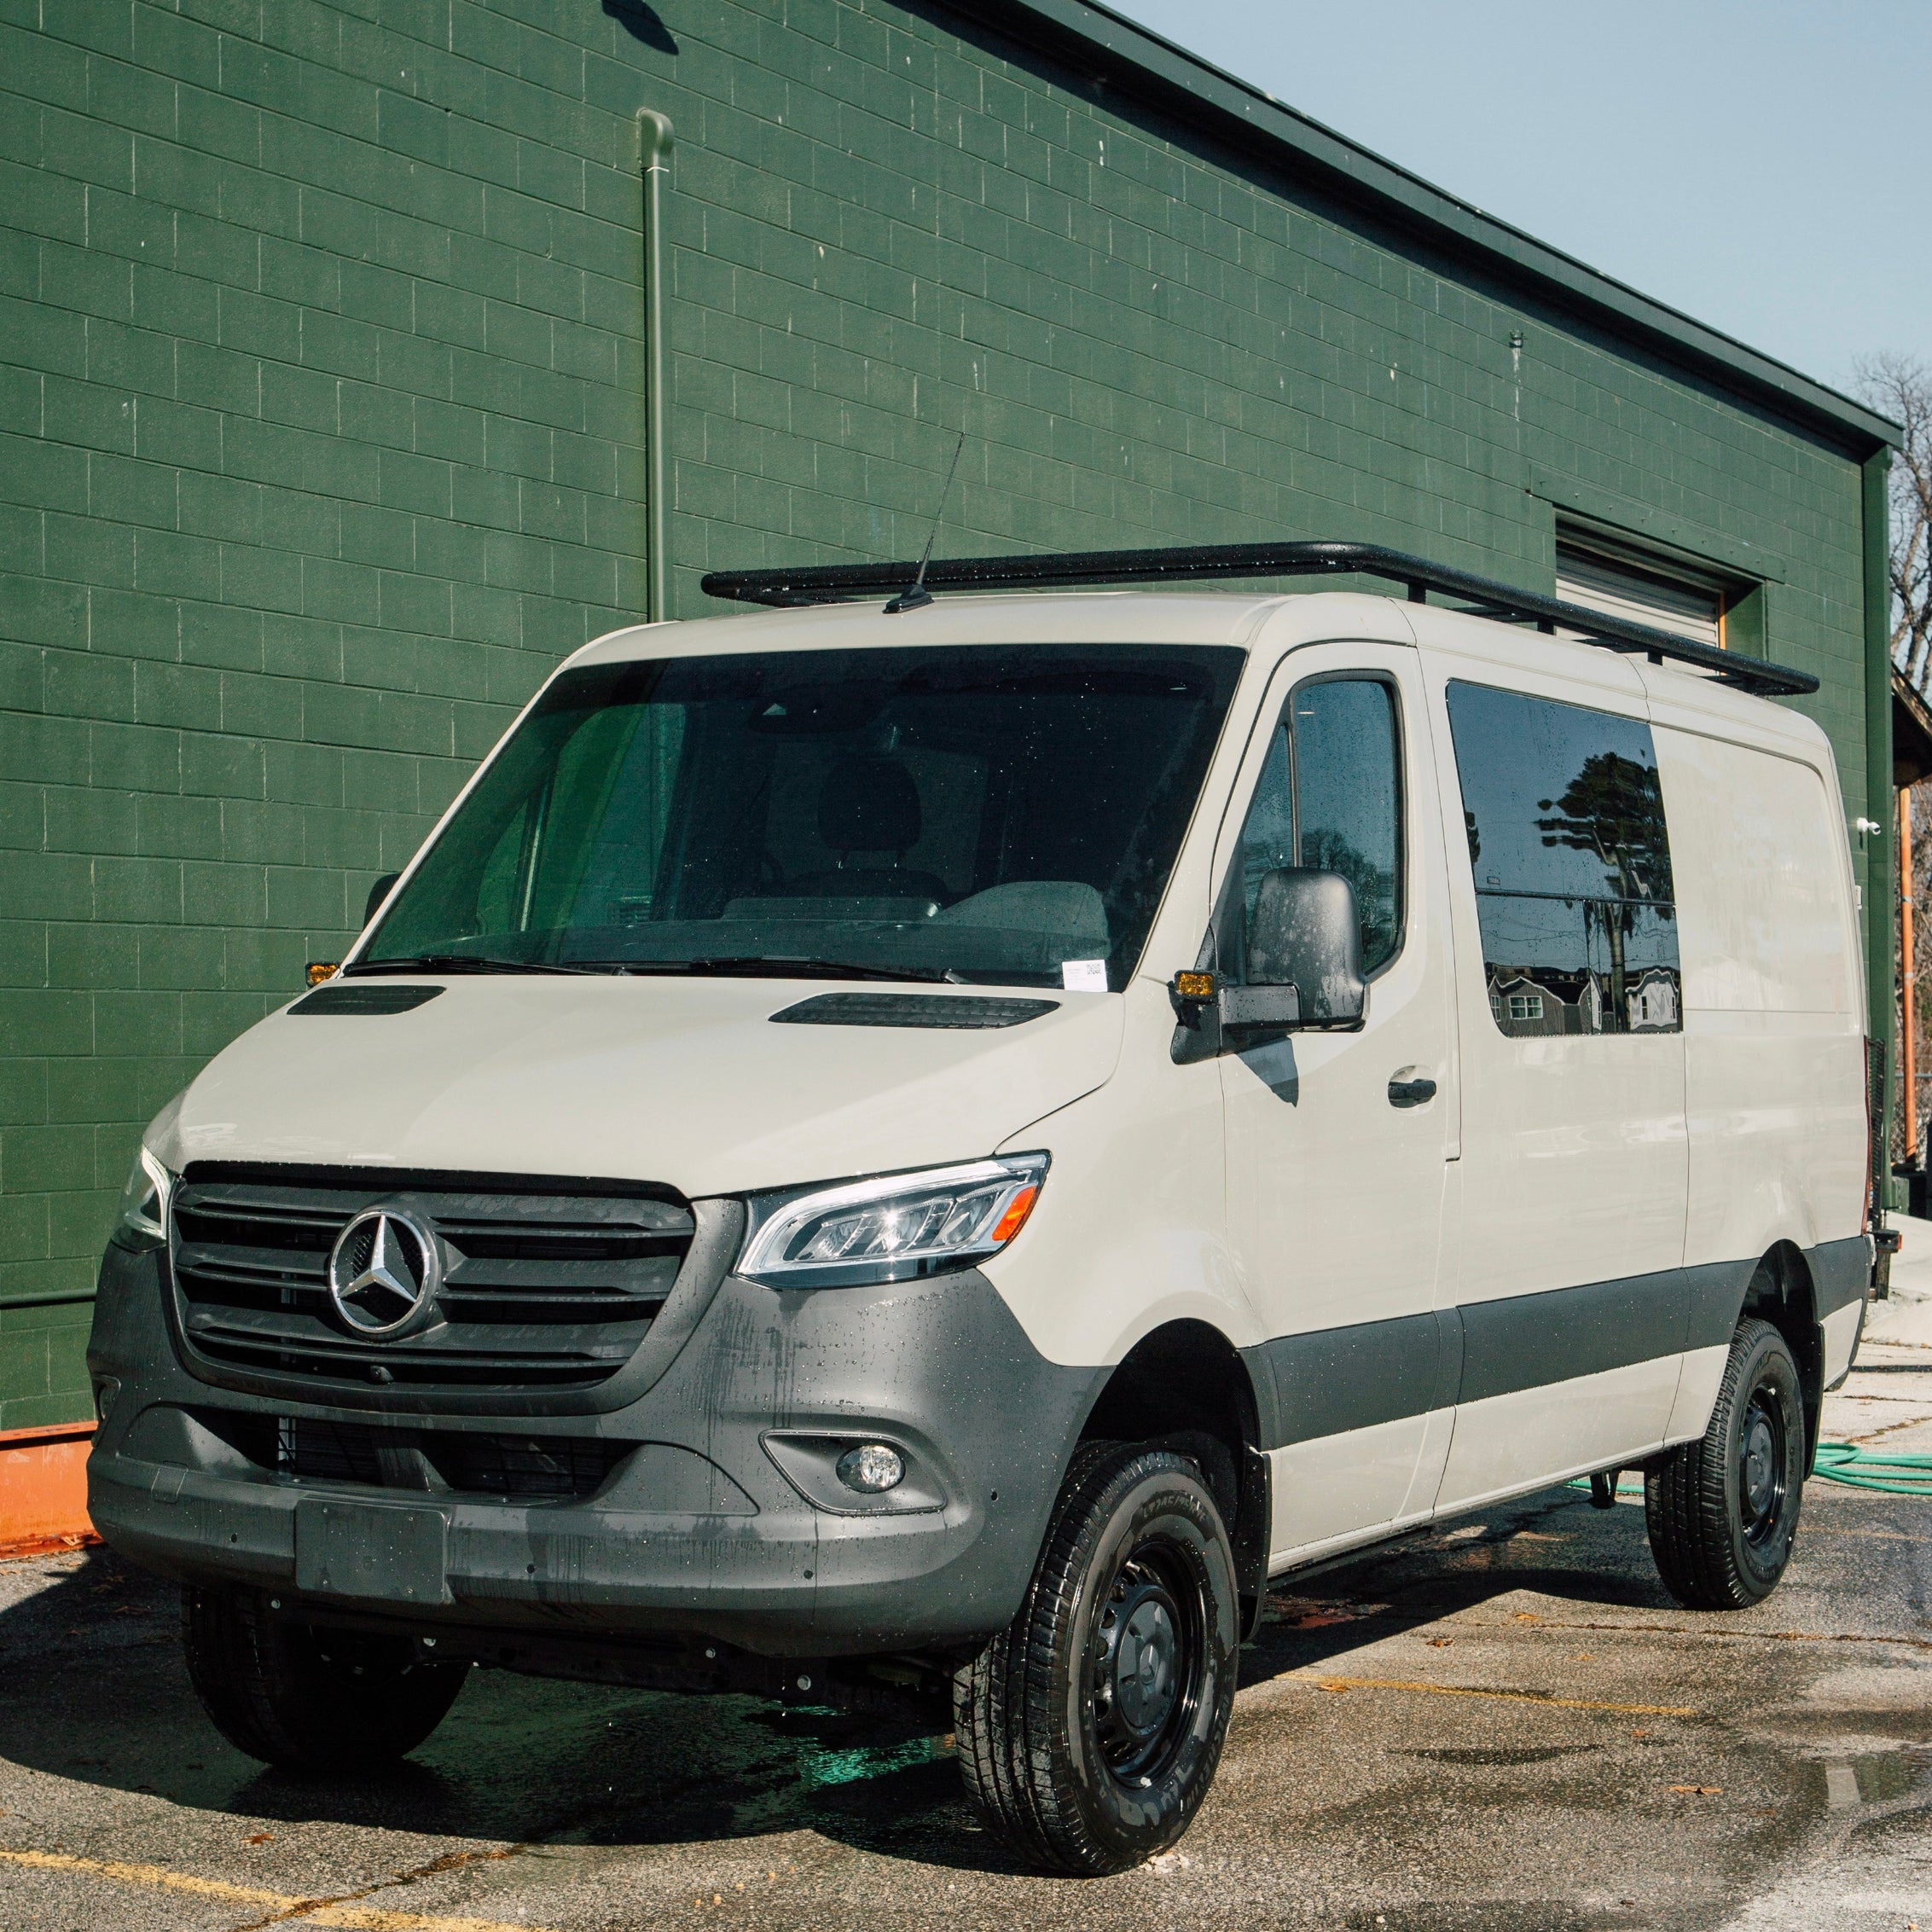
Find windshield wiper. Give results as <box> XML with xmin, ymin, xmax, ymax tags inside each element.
<box><xmin>343</xmin><ymin>954</ymin><xmax>599</xmax><ymax>978</ymax></box>
<box><xmin>597</xmin><ymin>956</ymin><xmax>961</xmax><ymax>984</ymax></box>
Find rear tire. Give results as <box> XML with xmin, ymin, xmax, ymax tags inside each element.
<box><xmin>183</xmin><ymin>1584</ymin><xmax>467</xmax><ymax>1772</ymax></box>
<box><xmin>954</xmin><ymin>1442</ymin><xmax>1239</xmax><ymax>1875</ymax></box>
<box><xmin>1645</xmin><ymin>1317</ymin><xmax>1806</xmax><ymax>1610</ymax></box>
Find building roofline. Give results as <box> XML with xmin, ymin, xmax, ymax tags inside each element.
<box><xmin>1894</xmin><ymin>668</ymin><xmax>1932</xmax><ymax>787</ymax></box>
<box><xmin>987</xmin><ymin>0</ymin><xmax>1902</xmax><ymax>455</ymax></box>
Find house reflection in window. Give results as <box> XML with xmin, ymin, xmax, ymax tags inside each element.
<box><xmin>1485</xmin><ymin>968</ymin><xmax>1605</xmax><ymax>1036</ymax></box>
<box><xmin>1627</xmin><ymin>967</ymin><xmax>1679</xmax><ymax>1031</ymax></box>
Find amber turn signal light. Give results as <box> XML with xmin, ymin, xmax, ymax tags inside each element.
<box><xmin>987</xmin><ymin>1181</ymin><xmax>1041</xmax><ymax>1245</ymax></box>
<box><xmin>1171</xmin><ymin>971</ymin><xmax>1215</xmax><ymax>1002</ymax></box>
<box><xmin>306</xmin><ymin>961</ymin><xmax>339</xmax><ymax>987</ymax></box>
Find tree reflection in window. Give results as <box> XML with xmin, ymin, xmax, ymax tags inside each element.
<box><xmin>1447</xmin><ymin>682</ymin><xmax>1680</xmax><ymax>1038</ymax></box>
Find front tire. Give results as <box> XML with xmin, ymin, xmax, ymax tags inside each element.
<box><xmin>1645</xmin><ymin>1317</ymin><xmax>1806</xmax><ymax>1610</ymax></box>
<box><xmin>183</xmin><ymin>1584</ymin><xmax>468</xmax><ymax>1772</ymax></box>
<box><xmin>954</xmin><ymin>1442</ymin><xmax>1239</xmax><ymax>1875</ymax></box>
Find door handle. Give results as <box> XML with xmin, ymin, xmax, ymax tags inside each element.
<box><xmin>1387</xmin><ymin>1070</ymin><xmax>1437</xmax><ymax>1107</ymax></box>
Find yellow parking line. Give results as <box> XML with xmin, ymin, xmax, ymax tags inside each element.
<box><xmin>0</xmin><ymin>1848</ymin><xmax>552</xmax><ymax>1932</ymax></box>
<box><xmin>1298</xmin><ymin>1674</ymin><xmax>1694</xmax><ymax>1717</ymax></box>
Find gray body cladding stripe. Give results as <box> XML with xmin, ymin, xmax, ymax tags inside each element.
<box><xmin>1242</xmin><ymin>1241</ymin><xmax>1865</xmax><ymax>1453</ymax></box>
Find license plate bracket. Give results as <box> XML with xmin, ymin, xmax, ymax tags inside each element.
<box><xmin>293</xmin><ymin>1498</ymin><xmax>450</xmax><ymax>1605</ymax></box>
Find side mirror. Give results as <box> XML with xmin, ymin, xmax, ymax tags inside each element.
<box><xmin>1240</xmin><ymin>867</ymin><xmax>1366</xmax><ymax>1029</ymax></box>
<box><xmin>363</xmin><ymin>871</ymin><xmax>402</xmax><ymax>931</ymax></box>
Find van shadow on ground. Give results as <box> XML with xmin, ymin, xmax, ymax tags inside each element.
<box><xmin>0</xmin><ymin>1484</ymin><xmax>1670</xmax><ymax>1871</ymax></box>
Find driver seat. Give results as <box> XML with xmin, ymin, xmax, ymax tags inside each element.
<box><xmin>779</xmin><ymin>755</ymin><xmax>950</xmax><ymax>903</ymax></box>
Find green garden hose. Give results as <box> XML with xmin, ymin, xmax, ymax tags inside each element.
<box><xmin>1561</xmin><ymin>1442</ymin><xmax>1932</xmax><ymax>1502</ymax></box>
<box><xmin>1812</xmin><ymin>1442</ymin><xmax>1932</xmax><ymax>1495</ymax></box>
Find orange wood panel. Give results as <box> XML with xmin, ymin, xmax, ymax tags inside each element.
<box><xmin>0</xmin><ymin>1424</ymin><xmax>99</xmax><ymax>1559</ymax></box>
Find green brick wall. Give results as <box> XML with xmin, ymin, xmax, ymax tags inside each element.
<box><xmin>0</xmin><ymin>0</ymin><xmax>1877</xmax><ymax>1427</ymax></box>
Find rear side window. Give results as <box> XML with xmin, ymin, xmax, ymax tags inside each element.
<box><xmin>1446</xmin><ymin>682</ymin><xmax>1680</xmax><ymax>1038</ymax></box>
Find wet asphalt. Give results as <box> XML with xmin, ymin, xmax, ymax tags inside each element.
<box><xmin>3</xmin><ymin>1305</ymin><xmax>1929</xmax><ymax>1930</ymax></box>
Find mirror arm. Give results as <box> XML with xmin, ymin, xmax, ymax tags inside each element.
<box><xmin>1169</xmin><ymin>972</ymin><xmax>1303</xmax><ymax>1041</ymax></box>
<box><xmin>1217</xmin><ymin>983</ymin><xmax>1302</xmax><ymax>1032</ymax></box>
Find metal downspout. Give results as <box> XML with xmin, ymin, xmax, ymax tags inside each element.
<box><xmin>1864</xmin><ymin>448</ymin><xmax>1896</xmax><ymax>1181</ymax></box>
<box><xmin>639</xmin><ymin>111</ymin><xmax>675</xmax><ymax>623</ymax></box>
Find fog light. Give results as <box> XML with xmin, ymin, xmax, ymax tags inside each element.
<box><xmin>836</xmin><ymin>1442</ymin><xmax>904</xmax><ymax>1494</ymax></box>
<box><xmin>92</xmin><ymin>1378</ymin><xmax>119</xmax><ymax>1423</ymax></box>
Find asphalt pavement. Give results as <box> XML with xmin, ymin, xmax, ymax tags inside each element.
<box><xmin>4</xmin><ymin>1244</ymin><xmax>1932</xmax><ymax>1932</ymax></box>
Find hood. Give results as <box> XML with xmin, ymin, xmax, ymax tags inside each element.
<box><xmin>156</xmin><ymin>977</ymin><xmax>1124</xmax><ymax>1198</ymax></box>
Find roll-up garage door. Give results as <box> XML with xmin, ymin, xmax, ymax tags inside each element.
<box><xmin>1555</xmin><ymin>537</ymin><xmax>1724</xmax><ymax>647</ymax></box>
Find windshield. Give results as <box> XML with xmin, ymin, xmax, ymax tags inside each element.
<box><xmin>361</xmin><ymin>643</ymin><xmax>1243</xmax><ymax>990</ymax></box>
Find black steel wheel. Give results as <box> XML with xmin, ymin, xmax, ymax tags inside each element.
<box><xmin>1645</xmin><ymin>1316</ymin><xmax>1807</xmax><ymax>1610</ymax></box>
<box><xmin>954</xmin><ymin>1442</ymin><xmax>1239</xmax><ymax>1874</ymax></box>
<box><xmin>1737</xmin><ymin>1378</ymin><xmax>1792</xmax><ymax>1554</ymax></box>
<box><xmin>1090</xmin><ymin>1535</ymin><xmax>1206</xmax><ymax>1787</ymax></box>
<box><xmin>183</xmin><ymin>1583</ymin><xmax>467</xmax><ymax>1772</ymax></box>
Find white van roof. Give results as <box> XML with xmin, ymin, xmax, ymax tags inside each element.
<box><xmin>694</xmin><ymin>537</ymin><xmax>1819</xmax><ymax>700</ymax></box>
<box><xmin>564</xmin><ymin>584</ymin><xmax>1834</xmax><ymax>768</ymax></box>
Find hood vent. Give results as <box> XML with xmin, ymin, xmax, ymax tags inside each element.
<box><xmin>770</xmin><ymin>992</ymin><xmax>1058</xmax><ymax>1029</ymax></box>
<box><xmin>290</xmin><ymin>984</ymin><xmax>444</xmax><ymax>1017</ymax></box>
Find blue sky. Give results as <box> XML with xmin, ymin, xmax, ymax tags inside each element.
<box><xmin>1106</xmin><ymin>0</ymin><xmax>1929</xmax><ymax>407</ymax></box>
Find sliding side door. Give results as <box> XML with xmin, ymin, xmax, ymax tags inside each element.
<box><xmin>1429</xmin><ymin>670</ymin><xmax>1690</xmax><ymax>1511</ymax></box>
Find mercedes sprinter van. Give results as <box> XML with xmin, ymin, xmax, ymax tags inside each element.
<box><xmin>87</xmin><ymin>546</ymin><xmax>1874</xmax><ymax>1872</ymax></box>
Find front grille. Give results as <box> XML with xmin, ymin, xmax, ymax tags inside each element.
<box><xmin>427</xmin><ymin>1431</ymin><xmax>627</xmax><ymax>1500</ymax></box>
<box><xmin>196</xmin><ymin>1410</ymin><xmax>628</xmax><ymax>1501</ymax></box>
<box><xmin>171</xmin><ymin>1169</ymin><xmax>693</xmax><ymax>1396</ymax></box>
<box><xmin>284</xmin><ymin>1414</ymin><xmax>383</xmax><ymax>1483</ymax></box>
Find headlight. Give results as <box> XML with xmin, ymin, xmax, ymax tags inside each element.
<box><xmin>113</xmin><ymin>1145</ymin><xmax>175</xmax><ymax>1251</ymax></box>
<box><xmin>739</xmin><ymin>1154</ymin><xmax>1047</xmax><ymax>1289</ymax></box>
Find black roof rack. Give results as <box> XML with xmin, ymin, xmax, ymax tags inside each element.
<box><xmin>699</xmin><ymin>538</ymin><xmax>1819</xmax><ymax>699</ymax></box>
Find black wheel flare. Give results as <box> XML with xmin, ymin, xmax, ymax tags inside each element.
<box><xmin>1088</xmin><ymin>1531</ymin><xmax>1211</xmax><ymax>1789</ymax></box>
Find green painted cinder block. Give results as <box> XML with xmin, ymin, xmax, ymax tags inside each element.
<box><xmin>0</xmin><ymin>1328</ymin><xmax>55</xmax><ymax>1408</ymax></box>
<box><xmin>0</xmin><ymin>1191</ymin><xmax>49</xmax><ymax>1266</ymax></box>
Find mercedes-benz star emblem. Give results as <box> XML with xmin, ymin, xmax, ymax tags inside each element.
<box><xmin>326</xmin><ymin>1208</ymin><xmax>441</xmax><ymax>1337</ymax></box>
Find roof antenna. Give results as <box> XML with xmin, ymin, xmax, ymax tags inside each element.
<box><xmin>884</xmin><ymin>432</ymin><xmax>965</xmax><ymax>614</ymax></box>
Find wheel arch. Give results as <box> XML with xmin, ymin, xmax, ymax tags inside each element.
<box><xmin>1740</xmin><ymin>1241</ymin><xmax>1824</xmax><ymax>1467</ymax></box>
<box><xmin>1078</xmin><ymin>1319</ymin><xmax>1271</xmax><ymax>1636</ymax></box>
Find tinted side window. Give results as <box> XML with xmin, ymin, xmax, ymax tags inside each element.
<box><xmin>1445</xmin><ymin>681</ymin><xmax>1680</xmax><ymax>1038</ymax></box>
<box><xmin>1234</xmin><ymin>677</ymin><xmax>1402</xmax><ymax>976</ymax></box>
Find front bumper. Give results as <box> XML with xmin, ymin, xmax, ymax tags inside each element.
<box><xmin>87</xmin><ymin>1242</ymin><xmax>1101</xmax><ymax>1657</ymax></box>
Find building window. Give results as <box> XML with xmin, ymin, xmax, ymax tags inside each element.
<box><xmin>1507</xmin><ymin>991</ymin><xmax>1543</xmax><ymax>1023</ymax></box>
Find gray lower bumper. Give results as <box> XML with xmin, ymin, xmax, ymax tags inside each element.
<box><xmin>87</xmin><ymin>1244</ymin><xmax>1101</xmax><ymax>1657</ymax></box>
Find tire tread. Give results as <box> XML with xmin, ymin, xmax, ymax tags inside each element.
<box><xmin>954</xmin><ymin>1441</ymin><xmax>1234</xmax><ymax>1874</ymax></box>
<box><xmin>1645</xmin><ymin>1316</ymin><xmax>1801</xmax><ymax>1611</ymax></box>
<box><xmin>182</xmin><ymin>1585</ymin><xmax>466</xmax><ymax>1771</ymax></box>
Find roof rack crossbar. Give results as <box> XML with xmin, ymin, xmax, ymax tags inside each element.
<box><xmin>698</xmin><ymin>538</ymin><xmax>1818</xmax><ymax>698</ymax></box>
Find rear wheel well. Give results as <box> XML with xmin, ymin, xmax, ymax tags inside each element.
<box><xmin>1080</xmin><ymin>1320</ymin><xmax>1268</xmax><ymax>1631</ymax></box>
<box><xmin>1741</xmin><ymin>1244</ymin><xmax>1822</xmax><ymax>1465</ymax></box>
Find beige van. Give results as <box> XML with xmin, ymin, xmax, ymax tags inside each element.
<box><xmin>90</xmin><ymin>541</ymin><xmax>1873</xmax><ymax>1872</ymax></box>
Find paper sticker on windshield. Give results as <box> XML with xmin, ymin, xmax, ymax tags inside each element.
<box><xmin>1060</xmin><ymin>960</ymin><xmax>1108</xmax><ymax>993</ymax></box>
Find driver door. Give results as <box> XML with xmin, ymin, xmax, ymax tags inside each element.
<box><xmin>1217</xmin><ymin>642</ymin><xmax>1460</xmax><ymax>1567</ymax></box>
